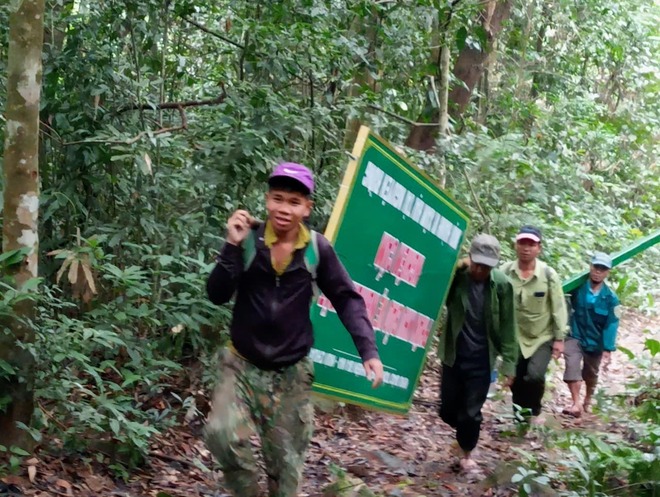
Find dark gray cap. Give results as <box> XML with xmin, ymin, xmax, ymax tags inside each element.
<box><xmin>469</xmin><ymin>233</ymin><xmax>501</xmax><ymax>268</ymax></box>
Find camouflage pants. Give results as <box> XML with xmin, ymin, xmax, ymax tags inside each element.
<box><xmin>204</xmin><ymin>349</ymin><xmax>315</xmax><ymax>497</ymax></box>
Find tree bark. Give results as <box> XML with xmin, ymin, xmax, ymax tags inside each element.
<box><xmin>1</xmin><ymin>0</ymin><xmax>45</xmax><ymax>448</ymax></box>
<box><xmin>449</xmin><ymin>0</ymin><xmax>512</xmax><ymax>116</ymax></box>
<box><xmin>406</xmin><ymin>0</ymin><xmax>513</xmax><ymax>150</ymax></box>
<box><xmin>436</xmin><ymin>42</ymin><xmax>451</xmax><ymax>187</ymax></box>
<box><xmin>343</xmin><ymin>11</ymin><xmax>379</xmax><ymax>151</ymax></box>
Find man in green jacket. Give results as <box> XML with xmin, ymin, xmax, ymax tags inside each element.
<box><xmin>439</xmin><ymin>234</ymin><xmax>518</xmax><ymax>472</ymax></box>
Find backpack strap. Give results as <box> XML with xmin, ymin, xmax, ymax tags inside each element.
<box><xmin>304</xmin><ymin>231</ymin><xmax>320</xmax><ymax>280</ymax></box>
<box><xmin>500</xmin><ymin>261</ymin><xmax>515</xmax><ymax>277</ymax></box>
<box><xmin>242</xmin><ymin>227</ymin><xmax>259</xmax><ymax>271</ymax></box>
<box><xmin>304</xmin><ymin>230</ymin><xmax>320</xmax><ymax>298</ymax></box>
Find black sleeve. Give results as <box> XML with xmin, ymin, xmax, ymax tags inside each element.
<box><xmin>206</xmin><ymin>242</ymin><xmax>244</xmax><ymax>305</ymax></box>
<box><xmin>315</xmin><ymin>235</ymin><xmax>380</xmax><ymax>362</ymax></box>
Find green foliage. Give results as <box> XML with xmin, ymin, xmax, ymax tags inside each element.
<box><xmin>510</xmin><ymin>466</ymin><xmax>551</xmax><ymax>497</ymax></box>
<box><xmin>28</xmin><ymin>243</ymin><xmax>229</xmax><ymax>468</ymax></box>
<box><xmin>511</xmin><ymin>335</ymin><xmax>660</xmax><ymax>497</ymax></box>
<box><xmin>1</xmin><ymin>0</ymin><xmax>658</xmax><ymax>474</ymax></box>
<box><xmin>0</xmin><ymin>444</ymin><xmax>32</xmax><ymax>475</ymax></box>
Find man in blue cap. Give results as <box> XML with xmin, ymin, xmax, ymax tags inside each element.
<box><xmin>562</xmin><ymin>252</ymin><xmax>621</xmax><ymax>416</ymax></box>
<box><xmin>205</xmin><ymin>162</ymin><xmax>383</xmax><ymax>497</ymax></box>
<box><xmin>501</xmin><ymin>225</ymin><xmax>568</xmax><ymax>424</ymax></box>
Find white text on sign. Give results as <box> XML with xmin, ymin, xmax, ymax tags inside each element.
<box><xmin>309</xmin><ymin>348</ymin><xmax>410</xmax><ymax>390</ymax></box>
<box><xmin>362</xmin><ymin>161</ymin><xmax>463</xmax><ymax>249</ymax></box>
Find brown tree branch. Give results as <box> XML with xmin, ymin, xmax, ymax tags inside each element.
<box><xmin>367</xmin><ymin>104</ymin><xmax>440</xmax><ymax>127</ymax></box>
<box><xmin>461</xmin><ymin>167</ymin><xmax>492</xmax><ymax>232</ymax></box>
<box><xmin>180</xmin><ymin>15</ymin><xmax>244</xmax><ymax>49</ymax></box>
<box><xmin>64</xmin><ymin>106</ymin><xmax>188</xmax><ymax>146</ymax></box>
<box><xmin>118</xmin><ymin>86</ymin><xmax>227</xmax><ymax>113</ymax></box>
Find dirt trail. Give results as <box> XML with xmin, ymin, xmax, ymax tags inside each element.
<box><xmin>5</xmin><ymin>309</ymin><xmax>657</xmax><ymax>497</ymax></box>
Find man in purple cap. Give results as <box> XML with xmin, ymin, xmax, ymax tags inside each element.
<box><xmin>205</xmin><ymin>162</ymin><xmax>384</xmax><ymax>497</ymax></box>
<box><xmin>501</xmin><ymin>225</ymin><xmax>568</xmax><ymax>424</ymax></box>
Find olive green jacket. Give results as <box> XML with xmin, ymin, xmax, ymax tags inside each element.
<box><xmin>438</xmin><ymin>267</ymin><xmax>519</xmax><ymax>377</ymax></box>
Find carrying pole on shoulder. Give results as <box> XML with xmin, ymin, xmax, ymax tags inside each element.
<box><xmin>562</xmin><ymin>229</ymin><xmax>660</xmax><ymax>294</ymax></box>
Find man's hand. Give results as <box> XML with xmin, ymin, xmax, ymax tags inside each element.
<box><xmin>552</xmin><ymin>340</ymin><xmax>564</xmax><ymax>360</ymax></box>
<box><xmin>226</xmin><ymin>209</ymin><xmax>254</xmax><ymax>246</ymax></box>
<box><xmin>601</xmin><ymin>351</ymin><xmax>612</xmax><ymax>372</ymax></box>
<box><xmin>363</xmin><ymin>358</ymin><xmax>384</xmax><ymax>388</ymax></box>
<box><xmin>503</xmin><ymin>375</ymin><xmax>515</xmax><ymax>388</ymax></box>
<box><xmin>456</xmin><ymin>257</ymin><xmax>470</xmax><ymax>269</ymax></box>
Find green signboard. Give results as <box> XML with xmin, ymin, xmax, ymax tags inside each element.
<box><xmin>310</xmin><ymin>126</ymin><xmax>470</xmax><ymax>414</ymax></box>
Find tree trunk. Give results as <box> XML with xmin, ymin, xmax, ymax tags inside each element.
<box><xmin>1</xmin><ymin>0</ymin><xmax>45</xmax><ymax>449</ymax></box>
<box><xmin>406</xmin><ymin>0</ymin><xmax>513</xmax><ymax>150</ymax></box>
<box><xmin>435</xmin><ymin>42</ymin><xmax>451</xmax><ymax>187</ymax></box>
<box><xmin>531</xmin><ymin>3</ymin><xmax>551</xmax><ymax>98</ymax></box>
<box><xmin>343</xmin><ymin>11</ymin><xmax>379</xmax><ymax>151</ymax></box>
<box><xmin>448</xmin><ymin>0</ymin><xmax>512</xmax><ymax>117</ymax></box>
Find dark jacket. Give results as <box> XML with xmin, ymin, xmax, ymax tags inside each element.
<box><xmin>207</xmin><ymin>224</ymin><xmax>379</xmax><ymax>370</ymax></box>
<box><xmin>439</xmin><ymin>267</ymin><xmax>519</xmax><ymax>376</ymax></box>
<box><xmin>570</xmin><ymin>281</ymin><xmax>620</xmax><ymax>352</ymax></box>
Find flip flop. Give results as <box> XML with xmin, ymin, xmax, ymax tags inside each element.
<box><xmin>562</xmin><ymin>408</ymin><xmax>582</xmax><ymax>418</ymax></box>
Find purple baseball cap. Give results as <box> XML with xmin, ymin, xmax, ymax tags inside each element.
<box><xmin>269</xmin><ymin>162</ymin><xmax>315</xmax><ymax>194</ymax></box>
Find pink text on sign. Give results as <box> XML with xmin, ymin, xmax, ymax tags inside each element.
<box><xmin>316</xmin><ymin>294</ymin><xmax>335</xmax><ymax>317</ymax></box>
<box><xmin>355</xmin><ymin>283</ymin><xmax>380</xmax><ymax>325</ymax></box>
<box><xmin>391</xmin><ymin>243</ymin><xmax>425</xmax><ymax>287</ymax></box>
<box><xmin>411</xmin><ymin>313</ymin><xmax>434</xmax><ymax>348</ymax></box>
<box><xmin>373</xmin><ymin>232</ymin><xmax>400</xmax><ymax>278</ymax></box>
<box><xmin>380</xmin><ymin>300</ymin><xmax>406</xmax><ymax>338</ymax></box>
<box><xmin>398</xmin><ymin>307</ymin><xmax>420</xmax><ymax>343</ymax></box>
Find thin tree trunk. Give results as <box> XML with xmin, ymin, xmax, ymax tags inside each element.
<box><xmin>438</xmin><ymin>44</ymin><xmax>450</xmax><ymax>139</ymax></box>
<box><xmin>476</xmin><ymin>68</ymin><xmax>490</xmax><ymax>124</ymax></box>
<box><xmin>509</xmin><ymin>0</ymin><xmax>536</xmax><ymax>130</ymax></box>
<box><xmin>343</xmin><ymin>11</ymin><xmax>378</xmax><ymax>150</ymax></box>
<box><xmin>436</xmin><ymin>41</ymin><xmax>451</xmax><ymax>187</ymax></box>
<box><xmin>1</xmin><ymin>0</ymin><xmax>45</xmax><ymax>448</ymax></box>
<box><xmin>531</xmin><ymin>3</ymin><xmax>550</xmax><ymax>98</ymax></box>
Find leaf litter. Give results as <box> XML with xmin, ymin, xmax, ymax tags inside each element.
<box><xmin>2</xmin><ymin>309</ymin><xmax>656</xmax><ymax>497</ymax></box>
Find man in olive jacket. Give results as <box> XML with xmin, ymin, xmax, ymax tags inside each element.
<box><xmin>438</xmin><ymin>234</ymin><xmax>518</xmax><ymax>472</ymax></box>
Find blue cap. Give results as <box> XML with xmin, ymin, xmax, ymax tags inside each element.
<box><xmin>516</xmin><ymin>225</ymin><xmax>542</xmax><ymax>243</ymax></box>
<box><xmin>591</xmin><ymin>252</ymin><xmax>613</xmax><ymax>269</ymax></box>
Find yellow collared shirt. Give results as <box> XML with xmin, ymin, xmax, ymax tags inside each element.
<box><xmin>264</xmin><ymin>221</ymin><xmax>311</xmax><ymax>275</ymax></box>
<box><xmin>503</xmin><ymin>260</ymin><xmax>569</xmax><ymax>358</ymax></box>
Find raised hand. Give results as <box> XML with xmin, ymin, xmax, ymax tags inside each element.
<box><xmin>226</xmin><ymin>209</ymin><xmax>254</xmax><ymax>246</ymax></box>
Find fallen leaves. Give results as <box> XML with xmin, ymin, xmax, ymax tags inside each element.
<box><xmin>1</xmin><ymin>310</ymin><xmax>653</xmax><ymax>497</ymax></box>
<box><xmin>55</xmin><ymin>479</ymin><xmax>73</xmax><ymax>496</ymax></box>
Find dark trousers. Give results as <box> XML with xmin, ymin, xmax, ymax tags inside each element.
<box><xmin>439</xmin><ymin>360</ymin><xmax>491</xmax><ymax>452</ymax></box>
<box><xmin>511</xmin><ymin>339</ymin><xmax>553</xmax><ymax>417</ymax></box>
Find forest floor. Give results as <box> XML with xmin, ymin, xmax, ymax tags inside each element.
<box><xmin>2</xmin><ymin>308</ymin><xmax>657</xmax><ymax>497</ymax></box>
